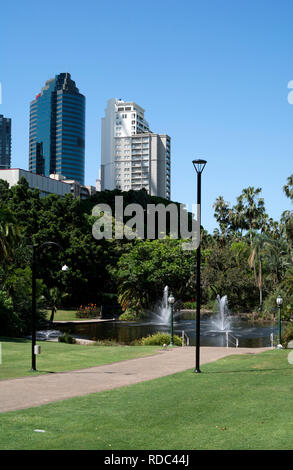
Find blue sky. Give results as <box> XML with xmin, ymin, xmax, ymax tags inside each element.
<box><xmin>1</xmin><ymin>0</ymin><xmax>293</xmax><ymax>232</ymax></box>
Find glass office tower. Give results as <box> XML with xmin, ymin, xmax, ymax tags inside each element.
<box><xmin>0</xmin><ymin>115</ymin><xmax>11</xmax><ymax>169</ymax></box>
<box><xmin>29</xmin><ymin>73</ymin><xmax>85</xmax><ymax>184</ymax></box>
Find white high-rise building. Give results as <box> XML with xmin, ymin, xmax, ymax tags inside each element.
<box><xmin>100</xmin><ymin>98</ymin><xmax>171</xmax><ymax>199</ymax></box>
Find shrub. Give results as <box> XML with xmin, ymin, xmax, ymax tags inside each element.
<box><xmin>282</xmin><ymin>323</ymin><xmax>293</xmax><ymax>348</ymax></box>
<box><xmin>58</xmin><ymin>333</ymin><xmax>76</xmax><ymax>344</ymax></box>
<box><xmin>139</xmin><ymin>332</ymin><xmax>182</xmax><ymax>346</ymax></box>
<box><xmin>183</xmin><ymin>301</ymin><xmax>196</xmax><ymax>309</ymax></box>
<box><xmin>119</xmin><ymin>311</ymin><xmax>138</xmax><ymax>321</ymax></box>
<box><xmin>119</xmin><ymin>306</ymin><xmax>146</xmax><ymax>321</ymax></box>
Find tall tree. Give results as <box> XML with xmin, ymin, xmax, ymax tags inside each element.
<box><xmin>283</xmin><ymin>174</ymin><xmax>293</xmax><ymax>201</ymax></box>
<box><xmin>114</xmin><ymin>239</ymin><xmax>196</xmax><ymax>311</ymax></box>
<box><xmin>283</xmin><ymin>175</ymin><xmax>293</xmax><ymax>248</ymax></box>
<box><xmin>248</xmin><ymin>233</ymin><xmax>279</xmax><ymax>311</ymax></box>
<box><xmin>233</xmin><ymin>187</ymin><xmax>267</xmax><ymax>245</ymax></box>
<box><xmin>213</xmin><ymin>196</ymin><xmax>231</xmax><ymax>237</ymax></box>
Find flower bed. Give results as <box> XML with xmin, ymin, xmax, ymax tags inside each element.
<box><xmin>75</xmin><ymin>304</ymin><xmax>100</xmax><ymax>319</ymax></box>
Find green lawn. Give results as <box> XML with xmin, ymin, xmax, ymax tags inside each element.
<box><xmin>0</xmin><ymin>350</ymin><xmax>293</xmax><ymax>450</ymax></box>
<box><xmin>0</xmin><ymin>338</ymin><xmax>160</xmax><ymax>380</ymax></box>
<box><xmin>46</xmin><ymin>309</ymin><xmax>88</xmax><ymax>322</ymax></box>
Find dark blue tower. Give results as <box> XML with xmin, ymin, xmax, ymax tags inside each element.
<box><xmin>0</xmin><ymin>115</ymin><xmax>11</xmax><ymax>169</ymax></box>
<box><xmin>29</xmin><ymin>73</ymin><xmax>85</xmax><ymax>184</ymax></box>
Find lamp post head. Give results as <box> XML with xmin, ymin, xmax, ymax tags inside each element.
<box><xmin>276</xmin><ymin>294</ymin><xmax>283</xmax><ymax>306</ymax></box>
<box><xmin>192</xmin><ymin>159</ymin><xmax>207</xmax><ymax>174</ymax></box>
<box><xmin>168</xmin><ymin>293</ymin><xmax>175</xmax><ymax>305</ymax></box>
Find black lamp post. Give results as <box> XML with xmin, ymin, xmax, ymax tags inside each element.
<box><xmin>31</xmin><ymin>241</ymin><xmax>68</xmax><ymax>371</ymax></box>
<box><xmin>276</xmin><ymin>294</ymin><xmax>283</xmax><ymax>349</ymax></box>
<box><xmin>168</xmin><ymin>292</ymin><xmax>175</xmax><ymax>347</ymax></box>
<box><xmin>192</xmin><ymin>159</ymin><xmax>207</xmax><ymax>373</ymax></box>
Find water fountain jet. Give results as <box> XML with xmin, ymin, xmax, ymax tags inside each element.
<box><xmin>211</xmin><ymin>295</ymin><xmax>231</xmax><ymax>332</ymax></box>
<box><xmin>152</xmin><ymin>286</ymin><xmax>170</xmax><ymax>324</ymax></box>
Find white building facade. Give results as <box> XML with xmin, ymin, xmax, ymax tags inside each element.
<box><xmin>0</xmin><ymin>169</ymin><xmax>96</xmax><ymax>200</ymax></box>
<box><xmin>0</xmin><ymin>169</ymin><xmax>71</xmax><ymax>197</ymax></box>
<box><xmin>100</xmin><ymin>99</ymin><xmax>171</xmax><ymax>199</ymax></box>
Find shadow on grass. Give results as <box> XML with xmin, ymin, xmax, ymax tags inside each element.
<box><xmin>0</xmin><ymin>337</ymin><xmax>31</xmax><ymax>343</ymax></box>
<box><xmin>201</xmin><ymin>367</ymin><xmax>292</xmax><ymax>374</ymax></box>
<box><xmin>30</xmin><ymin>370</ymin><xmax>56</xmax><ymax>374</ymax></box>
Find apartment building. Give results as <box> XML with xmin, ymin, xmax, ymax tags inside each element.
<box><xmin>100</xmin><ymin>98</ymin><xmax>170</xmax><ymax>199</ymax></box>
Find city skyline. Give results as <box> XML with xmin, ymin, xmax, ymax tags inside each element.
<box><xmin>1</xmin><ymin>0</ymin><xmax>293</xmax><ymax>233</ymax></box>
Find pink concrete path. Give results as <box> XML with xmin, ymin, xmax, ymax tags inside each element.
<box><xmin>0</xmin><ymin>346</ymin><xmax>269</xmax><ymax>413</ymax></box>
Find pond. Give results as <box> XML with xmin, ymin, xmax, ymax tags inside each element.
<box><xmin>55</xmin><ymin>316</ymin><xmax>276</xmax><ymax>348</ymax></box>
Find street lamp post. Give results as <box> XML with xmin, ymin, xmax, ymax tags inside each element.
<box><xmin>168</xmin><ymin>292</ymin><xmax>175</xmax><ymax>347</ymax></box>
<box><xmin>192</xmin><ymin>159</ymin><xmax>207</xmax><ymax>373</ymax></box>
<box><xmin>276</xmin><ymin>294</ymin><xmax>283</xmax><ymax>349</ymax></box>
<box><xmin>31</xmin><ymin>244</ymin><xmax>37</xmax><ymax>371</ymax></box>
<box><xmin>31</xmin><ymin>241</ymin><xmax>68</xmax><ymax>371</ymax></box>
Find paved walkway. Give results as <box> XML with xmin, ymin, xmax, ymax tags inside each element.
<box><xmin>0</xmin><ymin>346</ymin><xmax>269</xmax><ymax>413</ymax></box>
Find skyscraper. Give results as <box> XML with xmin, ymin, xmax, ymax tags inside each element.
<box><xmin>29</xmin><ymin>73</ymin><xmax>85</xmax><ymax>184</ymax></box>
<box><xmin>0</xmin><ymin>115</ymin><xmax>11</xmax><ymax>169</ymax></box>
<box><xmin>100</xmin><ymin>98</ymin><xmax>171</xmax><ymax>199</ymax></box>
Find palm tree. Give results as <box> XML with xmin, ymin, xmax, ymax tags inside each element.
<box><xmin>213</xmin><ymin>196</ymin><xmax>231</xmax><ymax>237</ymax></box>
<box><xmin>234</xmin><ymin>187</ymin><xmax>266</xmax><ymax>245</ymax></box>
<box><xmin>284</xmin><ymin>174</ymin><xmax>293</xmax><ymax>201</ymax></box>
<box><xmin>117</xmin><ymin>287</ymin><xmax>144</xmax><ymax>317</ymax></box>
<box><xmin>248</xmin><ymin>233</ymin><xmax>281</xmax><ymax>311</ymax></box>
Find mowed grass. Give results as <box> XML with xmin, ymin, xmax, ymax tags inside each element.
<box><xmin>0</xmin><ymin>338</ymin><xmax>160</xmax><ymax>380</ymax></box>
<box><xmin>1</xmin><ymin>350</ymin><xmax>293</xmax><ymax>450</ymax></box>
<box><xmin>46</xmin><ymin>309</ymin><xmax>86</xmax><ymax>321</ymax></box>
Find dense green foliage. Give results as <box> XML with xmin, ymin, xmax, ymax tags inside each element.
<box><xmin>281</xmin><ymin>323</ymin><xmax>293</xmax><ymax>348</ymax></box>
<box><xmin>0</xmin><ymin>175</ymin><xmax>293</xmax><ymax>336</ymax></box>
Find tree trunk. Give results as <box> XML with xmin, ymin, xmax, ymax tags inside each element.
<box><xmin>258</xmin><ymin>256</ymin><xmax>263</xmax><ymax>311</ymax></box>
<box><xmin>49</xmin><ymin>307</ymin><xmax>56</xmax><ymax>323</ymax></box>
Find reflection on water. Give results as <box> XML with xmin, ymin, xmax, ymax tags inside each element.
<box><xmin>57</xmin><ymin>317</ymin><xmax>275</xmax><ymax>348</ymax></box>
